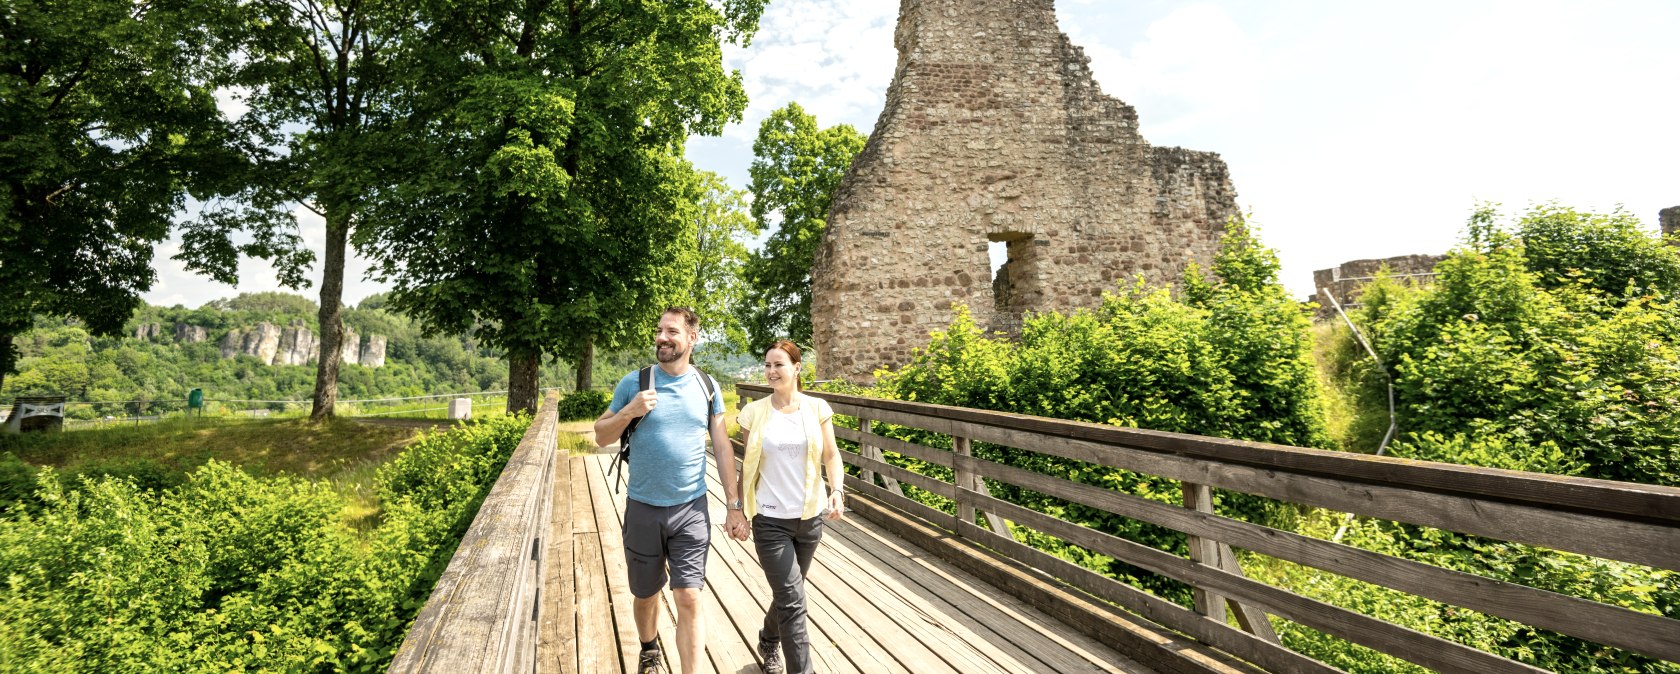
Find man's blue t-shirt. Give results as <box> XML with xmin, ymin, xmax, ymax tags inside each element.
<box><xmin>609</xmin><ymin>366</ymin><xmax>724</xmax><ymax>507</ymax></box>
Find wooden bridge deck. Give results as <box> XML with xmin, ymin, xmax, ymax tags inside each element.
<box><xmin>551</xmin><ymin>451</ymin><xmax>1155</xmax><ymax>674</ymax></box>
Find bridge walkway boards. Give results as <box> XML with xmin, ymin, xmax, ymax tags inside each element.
<box><xmin>554</xmin><ymin>452</ymin><xmax>1154</xmax><ymax>674</ymax></box>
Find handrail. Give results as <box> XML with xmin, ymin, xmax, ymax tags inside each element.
<box><xmin>738</xmin><ymin>384</ymin><xmax>1680</xmax><ymax>674</ymax></box>
<box><xmin>389</xmin><ymin>390</ymin><xmax>561</xmax><ymax>673</ymax></box>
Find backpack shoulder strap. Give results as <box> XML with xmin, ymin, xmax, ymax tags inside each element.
<box><xmin>638</xmin><ymin>365</ymin><xmax>654</xmax><ymax>392</ymax></box>
<box><xmin>693</xmin><ymin>367</ymin><xmax>717</xmax><ymax>403</ymax></box>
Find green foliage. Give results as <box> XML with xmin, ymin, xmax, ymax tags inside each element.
<box><xmin>363</xmin><ymin>0</ymin><xmax>767</xmax><ymax>393</ymax></box>
<box><xmin>1283</xmin><ymin>203</ymin><xmax>1680</xmax><ymax>672</ymax></box>
<box><xmin>680</xmin><ymin>172</ymin><xmax>760</xmax><ymax>351</ymax></box>
<box><xmin>555</xmin><ymin>390</ymin><xmax>611</xmax><ymax>422</ymax></box>
<box><xmin>872</xmin><ymin>221</ymin><xmax>1329</xmax><ymax>601</ymax></box>
<box><xmin>0</xmin><ymin>0</ymin><xmax>280</xmax><ymax>384</ymax></box>
<box><xmin>1513</xmin><ymin>203</ymin><xmax>1680</xmax><ymax>302</ymax></box>
<box><xmin>0</xmin><ymin>414</ymin><xmax>531</xmax><ymax>672</ymax></box>
<box><xmin>1</xmin><ymin>293</ymin><xmax>600</xmax><ymax>410</ymax></box>
<box><xmin>1364</xmin><ymin>205</ymin><xmax>1680</xmax><ymax>486</ymax></box>
<box><xmin>740</xmin><ymin>102</ymin><xmax>868</xmax><ymax>353</ymax></box>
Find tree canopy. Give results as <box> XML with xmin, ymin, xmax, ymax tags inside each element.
<box><xmin>361</xmin><ymin>0</ymin><xmax>766</xmax><ymax>408</ymax></box>
<box><xmin>0</xmin><ymin>0</ymin><xmax>249</xmax><ymax>388</ymax></box>
<box><xmin>739</xmin><ymin>102</ymin><xmax>866</xmax><ymax>352</ymax></box>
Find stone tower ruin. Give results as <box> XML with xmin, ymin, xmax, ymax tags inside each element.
<box><xmin>1661</xmin><ymin>206</ymin><xmax>1679</xmax><ymax>243</ymax></box>
<box><xmin>811</xmin><ymin>0</ymin><xmax>1242</xmax><ymax>382</ymax></box>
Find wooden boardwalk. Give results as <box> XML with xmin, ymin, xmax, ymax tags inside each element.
<box><xmin>552</xmin><ymin>451</ymin><xmax>1155</xmax><ymax>674</ymax></box>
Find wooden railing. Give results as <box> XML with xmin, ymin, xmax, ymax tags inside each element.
<box><xmin>738</xmin><ymin>384</ymin><xmax>1680</xmax><ymax>674</ymax></box>
<box><xmin>389</xmin><ymin>391</ymin><xmax>561</xmax><ymax>673</ymax></box>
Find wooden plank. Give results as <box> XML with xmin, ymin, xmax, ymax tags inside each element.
<box><xmin>799</xmin><ymin>545</ymin><xmax>968</xmax><ymax>674</ymax></box>
<box><xmin>834</xmin><ymin>425</ymin><xmax>954</xmax><ymax>467</ymax></box>
<box><xmin>700</xmin><ymin>471</ymin><xmax>858</xmax><ymax>674</ymax></box>
<box><xmin>574</xmin><ymin>534</ymin><xmax>618</xmax><ymax>674</ymax></box>
<box><xmin>390</xmin><ymin>393</ymin><xmax>558</xmax><ymax>673</ymax></box>
<box><xmin>845</xmin><ymin>493</ymin><xmax>1277</xmax><ymax>674</ymax></box>
<box><xmin>537</xmin><ymin>456</ymin><xmax>578</xmax><ymax>674</ymax></box>
<box><xmin>966</xmin><ymin>491</ymin><xmax>1547</xmax><ymax>674</ymax></box>
<box><xmin>825</xmin><ymin>509</ymin><xmax>1151</xmax><ymax>674</ymax></box>
<box><xmin>739</xmin><ymin>384</ymin><xmax>1680</xmax><ymax>524</ymax></box>
<box><xmin>962</xmin><ymin>452</ymin><xmax>1680</xmax><ymax>663</ymax></box>
<box><xmin>916</xmin><ymin>413</ymin><xmax>1680</xmax><ymax>571</ymax></box>
<box><xmin>844</xmin><ymin>450</ymin><xmax>958</xmax><ymax>500</ymax></box>
<box><xmin>585</xmin><ymin>454</ymin><xmax>647</xmax><ymax>674</ymax></box>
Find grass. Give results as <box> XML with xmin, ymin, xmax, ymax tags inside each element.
<box><xmin>1</xmin><ymin>416</ymin><xmax>422</xmax><ymax>529</ymax></box>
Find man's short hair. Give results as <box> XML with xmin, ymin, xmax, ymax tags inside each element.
<box><xmin>663</xmin><ymin>306</ymin><xmax>700</xmax><ymax>334</ymax></box>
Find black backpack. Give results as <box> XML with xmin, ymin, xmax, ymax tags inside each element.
<box><xmin>608</xmin><ymin>365</ymin><xmax>718</xmax><ymax>492</ymax></box>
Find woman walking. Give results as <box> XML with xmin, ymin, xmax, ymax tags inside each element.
<box><xmin>727</xmin><ymin>340</ymin><xmax>845</xmax><ymax>674</ymax></box>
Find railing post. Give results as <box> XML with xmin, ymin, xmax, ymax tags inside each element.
<box><xmin>859</xmin><ymin>415</ymin><xmax>877</xmax><ymax>487</ymax></box>
<box><xmin>954</xmin><ymin>435</ymin><xmax>976</xmax><ymax>529</ymax></box>
<box><xmin>1181</xmin><ymin>481</ymin><xmax>1279</xmax><ymax>643</ymax></box>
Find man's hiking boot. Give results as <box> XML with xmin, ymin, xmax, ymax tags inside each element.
<box><xmin>637</xmin><ymin>648</ymin><xmax>665</xmax><ymax>674</ymax></box>
<box><xmin>758</xmin><ymin>635</ymin><xmax>784</xmax><ymax>674</ymax></box>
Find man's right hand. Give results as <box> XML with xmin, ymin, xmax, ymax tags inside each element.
<box><xmin>620</xmin><ymin>389</ymin><xmax>658</xmax><ymax>419</ymax></box>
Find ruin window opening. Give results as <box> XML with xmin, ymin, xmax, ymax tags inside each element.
<box><xmin>987</xmin><ymin>232</ymin><xmax>1033</xmax><ymax>318</ymax></box>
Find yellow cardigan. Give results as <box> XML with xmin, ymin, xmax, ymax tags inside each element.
<box><xmin>737</xmin><ymin>393</ymin><xmax>833</xmax><ymax>520</ymax></box>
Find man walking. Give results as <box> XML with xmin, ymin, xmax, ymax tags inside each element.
<box><xmin>595</xmin><ymin>307</ymin><xmax>743</xmax><ymax>674</ymax></box>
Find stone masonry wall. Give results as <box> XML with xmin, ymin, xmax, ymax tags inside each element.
<box><xmin>812</xmin><ymin>0</ymin><xmax>1239</xmax><ymax>382</ymax></box>
<box><xmin>1661</xmin><ymin>206</ymin><xmax>1678</xmax><ymax>244</ymax></box>
<box><xmin>1308</xmin><ymin>254</ymin><xmax>1444</xmax><ymax>318</ymax></box>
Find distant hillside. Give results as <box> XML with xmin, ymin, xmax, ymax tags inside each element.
<box><xmin>1</xmin><ymin>292</ymin><xmax>756</xmax><ymax>415</ymax></box>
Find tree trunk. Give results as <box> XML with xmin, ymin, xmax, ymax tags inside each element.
<box><xmin>508</xmin><ymin>349</ymin><xmax>540</xmax><ymax>414</ymax></box>
<box><xmin>574</xmin><ymin>335</ymin><xmax>594</xmax><ymax>391</ymax></box>
<box><xmin>310</xmin><ymin>207</ymin><xmax>351</xmax><ymax>422</ymax></box>
<box><xmin>0</xmin><ymin>333</ymin><xmax>11</xmax><ymax>395</ymax></box>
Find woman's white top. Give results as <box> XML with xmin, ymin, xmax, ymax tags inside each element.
<box><xmin>754</xmin><ymin>406</ymin><xmax>811</xmax><ymax>519</ymax></box>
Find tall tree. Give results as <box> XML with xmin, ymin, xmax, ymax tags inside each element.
<box><xmin>682</xmin><ymin>171</ymin><xmax>759</xmax><ymax>351</ymax></box>
<box><xmin>363</xmin><ymin>0</ymin><xmax>765</xmax><ymax>412</ymax></box>
<box><xmin>221</xmin><ymin>0</ymin><xmax>408</xmax><ymax>421</ymax></box>
<box><xmin>740</xmin><ymin>102</ymin><xmax>865</xmax><ymax>352</ymax></box>
<box><xmin>0</xmin><ymin>0</ymin><xmax>303</xmax><ymax>394</ymax></box>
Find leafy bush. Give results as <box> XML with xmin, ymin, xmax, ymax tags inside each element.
<box><xmin>868</xmin><ymin>221</ymin><xmax>1330</xmax><ymax>602</ymax></box>
<box><xmin>1285</xmin><ymin>204</ymin><xmax>1680</xmax><ymax>672</ymax></box>
<box><xmin>554</xmin><ymin>389</ymin><xmax>610</xmax><ymax>421</ymax></box>
<box><xmin>0</xmin><ymin>452</ymin><xmax>37</xmax><ymax>512</ymax></box>
<box><xmin>0</xmin><ymin>413</ymin><xmax>531</xmax><ymax>672</ymax></box>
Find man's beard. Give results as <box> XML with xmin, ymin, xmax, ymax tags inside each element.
<box><xmin>656</xmin><ymin>343</ymin><xmax>687</xmax><ymax>363</ymax></box>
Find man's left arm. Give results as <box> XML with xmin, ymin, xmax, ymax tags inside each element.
<box><xmin>711</xmin><ymin>412</ymin><xmax>748</xmax><ymax>537</ymax></box>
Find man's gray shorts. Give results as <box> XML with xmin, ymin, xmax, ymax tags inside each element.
<box><xmin>623</xmin><ymin>496</ymin><xmax>710</xmax><ymax>598</ymax></box>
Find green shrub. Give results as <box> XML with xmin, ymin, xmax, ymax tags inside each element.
<box><xmin>871</xmin><ymin>220</ymin><xmax>1330</xmax><ymax>603</ymax></box>
<box><xmin>0</xmin><ymin>413</ymin><xmax>532</xmax><ymax>672</ymax></box>
<box><xmin>0</xmin><ymin>452</ymin><xmax>38</xmax><ymax>512</ymax></box>
<box><xmin>554</xmin><ymin>389</ymin><xmax>610</xmax><ymax>421</ymax></box>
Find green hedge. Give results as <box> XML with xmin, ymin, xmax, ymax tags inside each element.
<box><xmin>0</xmin><ymin>414</ymin><xmax>531</xmax><ymax>673</ymax></box>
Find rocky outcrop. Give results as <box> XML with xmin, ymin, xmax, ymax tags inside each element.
<box><xmin>220</xmin><ymin>329</ymin><xmax>244</xmax><ymax>358</ymax></box>
<box><xmin>274</xmin><ymin>323</ymin><xmax>317</xmax><ymax>366</ymax></box>
<box><xmin>174</xmin><ymin>323</ymin><xmax>208</xmax><ymax>343</ymax></box>
<box><xmin>340</xmin><ymin>328</ymin><xmax>361</xmax><ymax>365</ymax></box>
<box><xmin>134</xmin><ymin>323</ymin><xmax>164</xmax><ymax>341</ymax></box>
<box><xmin>361</xmin><ymin>335</ymin><xmax>387</xmax><ymax>368</ymax></box>
<box><xmin>242</xmin><ymin>322</ymin><xmax>281</xmax><ymax>365</ymax></box>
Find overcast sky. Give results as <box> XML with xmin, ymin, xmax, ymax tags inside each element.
<box><xmin>144</xmin><ymin>0</ymin><xmax>1680</xmax><ymax>308</ymax></box>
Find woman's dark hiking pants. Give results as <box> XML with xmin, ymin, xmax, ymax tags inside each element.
<box><xmin>753</xmin><ymin>514</ymin><xmax>824</xmax><ymax>674</ymax></box>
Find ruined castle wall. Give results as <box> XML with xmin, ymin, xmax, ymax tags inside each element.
<box><xmin>812</xmin><ymin>0</ymin><xmax>1239</xmax><ymax>382</ymax></box>
<box><xmin>1661</xmin><ymin>206</ymin><xmax>1678</xmax><ymax>243</ymax></box>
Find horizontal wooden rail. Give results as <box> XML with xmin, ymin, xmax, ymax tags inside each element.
<box><xmin>739</xmin><ymin>384</ymin><xmax>1680</xmax><ymax>674</ymax></box>
<box><xmin>389</xmin><ymin>391</ymin><xmax>561</xmax><ymax>674</ymax></box>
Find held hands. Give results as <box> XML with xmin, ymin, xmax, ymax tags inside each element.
<box><xmin>725</xmin><ymin>508</ymin><xmax>750</xmax><ymax>541</ymax></box>
<box><xmin>825</xmin><ymin>489</ymin><xmax>845</xmax><ymax>521</ymax></box>
<box><xmin>621</xmin><ymin>389</ymin><xmax>658</xmax><ymax>419</ymax></box>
